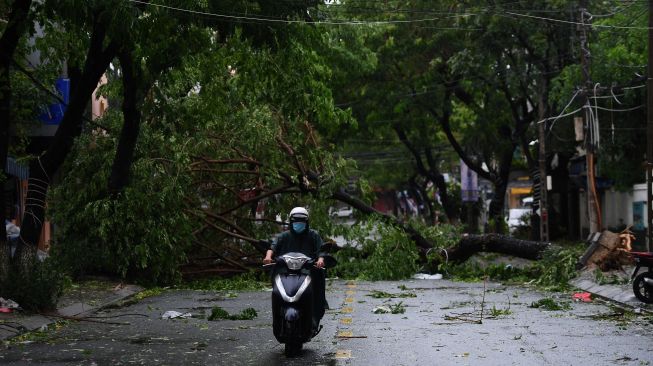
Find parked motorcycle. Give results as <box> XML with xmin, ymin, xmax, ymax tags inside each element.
<box><xmin>630</xmin><ymin>251</ymin><xmax>653</xmax><ymax>303</ymax></box>
<box><xmin>264</xmin><ymin>252</ymin><xmax>336</xmax><ymax>357</ymax></box>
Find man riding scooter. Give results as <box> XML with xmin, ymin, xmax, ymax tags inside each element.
<box><xmin>263</xmin><ymin>207</ymin><xmax>328</xmax><ymax>333</ymax></box>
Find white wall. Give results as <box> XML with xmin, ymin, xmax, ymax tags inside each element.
<box><xmin>602</xmin><ymin>189</ymin><xmax>633</xmax><ymax>229</ymax></box>
<box><xmin>579</xmin><ymin>184</ymin><xmax>648</xmax><ymax>232</ymax></box>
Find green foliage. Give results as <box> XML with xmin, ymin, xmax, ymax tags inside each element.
<box><xmin>489</xmin><ymin>305</ymin><xmax>512</xmax><ymax>317</ymax></box>
<box><xmin>133</xmin><ymin>287</ymin><xmax>166</xmax><ymax>301</ymax></box>
<box><xmin>331</xmin><ymin>218</ymin><xmax>419</xmax><ymax>281</ymax></box>
<box><xmin>442</xmin><ymin>262</ymin><xmax>531</xmax><ymax>283</ymax></box>
<box><xmin>372</xmin><ymin>301</ymin><xmax>406</xmax><ymax>314</ymax></box>
<box><xmin>50</xmin><ymin>115</ymin><xmax>194</xmax><ymax>285</ymax></box>
<box><xmin>0</xmin><ymin>258</ymin><xmax>67</xmax><ymax>311</ymax></box>
<box><xmin>366</xmin><ymin>290</ymin><xmax>416</xmax><ymax>299</ymax></box>
<box><xmin>183</xmin><ymin>272</ymin><xmax>267</xmax><ymax>292</ymax></box>
<box><xmin>529</xmin><ymin>298</ymin><xmax>572</xmax><ymax>311</ymax></box>
<box><xmin>593</xmin><ymin>269</ymin><xmax>629</xmax><ymax>286</ymax></box>
<box><xmin>208</xmin><ymin>306</ymin><xmax>258</xmax><ymax>321</ymax></box>
<box><xmin>363</xmin><ymin>224</ymin><xmax>419</xmax><ymax>280</ymax></box>
<box><xmin>532</xmin><ymin>244</ymin><xmax>585</xmax><ymax>291</ymax></box>
<box><xmin>7</xmin><ymin>320</ymin><xmax>70</xmax><ymax>344</ymax></box>
<box><xmin>389</xmin><ymin>302</ymin><xmax>406</xmax><ymax>314</ymax></box>
<box><xmin>440</xmin><ymin>243</ymin><xmax>584</xmax><ymax>290</ymax></box>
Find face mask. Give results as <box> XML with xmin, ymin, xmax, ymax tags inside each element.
<box><xmin>292</xmin><ymin>222</ymin><xmax>306</xmax><ymax>233</ymax></box>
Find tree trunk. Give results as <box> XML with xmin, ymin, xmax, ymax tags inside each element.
<box><xmin>487</xmin><ymin>147</ymin><xmax>515</xmax><ymax>233</ymax></box>
<box><xmin>580</xmin><ymin>230</ymin><xmax>632</xmax><ymax>271</ymax></box>
<box><xmin>108</xmin><ymin>48</ymin><xmax>142</xmax><ymax>196</ymax></box>
<box><xmin>445</xmin><ymin>233</ymin><xmax>550</xmax><ymax>263</ymax></box>
<box><xmin>393</xmin><ymin>125</ymin><xmax>458</xmax><ymax>224</ymax></box>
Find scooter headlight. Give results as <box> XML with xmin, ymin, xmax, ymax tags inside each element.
<box><xmin>282</xmin><ymin>254</ymin><xmax>310</xmax><ymax>270</ymax></box>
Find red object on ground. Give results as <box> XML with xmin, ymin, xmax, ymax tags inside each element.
<box><xmin>0</xmin><ymin>307</ymin><xmax>12</xmax><ymax>313</ymax></box>
<box><xmin>572</xmin><ymin>292</ymin><xmax>592</xmax><ymax>302</ymax></box>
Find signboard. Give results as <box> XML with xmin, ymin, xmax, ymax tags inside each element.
<box><xmin>39</xmin><ymin>78</ymin><xmax>70</xmax><ymax>125</ymax></box>
<box><xmin>461</xmin><ymin>160</ymin><xmax>479</xmax><ymax>202</ymax></box>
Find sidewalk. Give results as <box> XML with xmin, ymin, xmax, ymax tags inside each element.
<box><xmin>0</xmin><ymin>278</ymin><xmax>141</xmax><ymax>341</ymax></box>
<box><xmin>569</xmin><ymin>266</ymin><xmax>653</xmax><ymax>311</ymax></box>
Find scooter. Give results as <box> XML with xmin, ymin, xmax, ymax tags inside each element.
<box><xmin>630</xmin><ymin>251</ymin><xmax>653</xmax><ymax>303</ymax></box>
<box><xmin>264</xmin><ymin>252</ymin><xmax>336</xmax><ymax>357</ymax></box>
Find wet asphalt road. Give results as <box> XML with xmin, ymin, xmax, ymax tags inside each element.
<box><xmin>2</xmin><ymin>279</ymin><xmax>653</xmax><ymax>365</ymax></box>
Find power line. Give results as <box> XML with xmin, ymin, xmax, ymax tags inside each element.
<box><xmin>595</xmin><ymin>104</ymin><xmax>644</xmax><ymax>112</ymax></box>
<box><xmin>128</xmin><ymin>0</ymin><xmax>449</xmax><ymax>25</ymax></box>
<box><xmin>504</xmin><ymin>10</ymin><xmax>651</xmax><ymax>30</ymax></box>
<box><xmin>128</xmin><ymin>0</ymin><xmax>649</xmax><ymax>30</ymax></box>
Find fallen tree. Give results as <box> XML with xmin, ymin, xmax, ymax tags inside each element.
<box><xmin>331</xmin><ymin>188</ymin><xmax>551</xmax><ymax>267</ymax></box>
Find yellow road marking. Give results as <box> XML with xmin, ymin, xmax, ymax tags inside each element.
<box><xmin>340</xmin><ymin>317</ymin><xmax>352</xmax><ymax>325</ymax></box>
<box><xmin>345</xmin><ymin>290</ymin><xmax>355</xmax><ymax>295</ymax></box>
<box><xmin>335</xmin><ymin>350</ymin><xmax>352</xmax><ymax>359</ymax></box>
<box><xmin>346</xmin><ymin>284</ymin><xmax>356</xmax><ymax>288</ymax></box>
<box><xmin>337</xmin><ymin>331</ymin><xmax>353</xmax><ymax>338</ymax></box>
<box><xmin>344</xmin><ymin>297</ymin><xmax>354</xmax><ymax>303</ymax></box>
<box><xmin>341</xmin><ymin>306</ymin><xmax>353</xmax><ymax>313</ymax></box>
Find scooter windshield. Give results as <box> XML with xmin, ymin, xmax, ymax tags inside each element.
<box><xmin>281</xmin><ymin>252</ymin><xmax>311</xmax><ymax>271</ymax></box>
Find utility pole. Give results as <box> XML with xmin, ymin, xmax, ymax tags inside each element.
<box><xmin>538</xmin><ymin>95</ymin><xmax>549</xmax><ymax>242</ymax></box>
<box><xmin>647</xmin><ymin>0</ymin><xmax>653</xmax><ymax>251</ymax></box>
<box><xmin>579</xmin><ymin>1</ymin><xmax>601</xmax><ymax>235</ymax></box>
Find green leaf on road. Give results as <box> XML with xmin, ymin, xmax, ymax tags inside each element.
<box><xmin>208</xmin><ymin>307</ymin><xmax>258</xmax><ymax>321</ymax></box>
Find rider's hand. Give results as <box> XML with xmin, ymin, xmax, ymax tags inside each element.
<box><xmin>263</xmin><ymin>256</ymin><xmax>274</xmax><ymax>265</ymax></box>
<box><xmin>315</xmin><ymin>257</ymin><xmax>325</xmax><ymax>269</ymax></box>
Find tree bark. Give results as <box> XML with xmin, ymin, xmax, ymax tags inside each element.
<box><xmin>445</xmin><ymin>233</ymin><xmax>550</xmax><ymax>263</ymax></box>
<box><xmin>108</xmin><ymin>48</ymin><xmax>142</xmax><ymax>196</ymax></box>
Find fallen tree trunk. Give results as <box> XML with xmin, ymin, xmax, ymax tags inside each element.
<box><xmin>444</xmin><ymin>233</ymin><xmax>551</xmax><ymax>263</ymax></box>
<box><xmin>332</xmin><ymin>188</ymin><xmax>551</xmax><ymax>264</ymax></box>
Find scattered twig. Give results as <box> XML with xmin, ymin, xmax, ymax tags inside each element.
<box><xmin>84</xmin><ymin>313</ymin><xmax>149</xmax><ymax>319</ymax></box>
<box><xmin>39</xmin><ymin>313</ymin><xmax>130</xmax><ymax>326</ymax></box>
<box><xmin>437</xmin><ymin>276</ymin><xmax>489</xmax><ymax>325</ymax></box>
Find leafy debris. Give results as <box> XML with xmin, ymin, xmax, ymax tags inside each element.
<box><xmin>207</xmin><ymin>307</ymin><xmax>258</xmax><ymax>321</ymax></box>
<box><xmin>529</xmin><ymin>298</ymin><xmax>572</xmax><ymax>311</ymax></box>
<box><xmin>367</xmin><ymin>290</ymin><xmax>416</xmax><ymax>299</ymax></box>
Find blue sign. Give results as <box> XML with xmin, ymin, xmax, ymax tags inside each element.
<box><xmin>39</xmin><ymin>78</ymin><xmax>70</xmax><ymax>125</ymax></box>
<box><xmin>633</xmin><ymin>201</ymin><xmax>646</xmax><ymax>231</ymax></box>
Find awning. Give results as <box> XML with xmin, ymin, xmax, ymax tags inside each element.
<box><xmin>6</xmin><ymin>157</ymin><xmax>29</xmax><ymax>180</ymax></box>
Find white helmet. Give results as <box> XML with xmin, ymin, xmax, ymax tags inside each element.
<box><xmin>289</xmin><ymin>207</ymin><xmax>309</xmax><ymax>222</ymax></box>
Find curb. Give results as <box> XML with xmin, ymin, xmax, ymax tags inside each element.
<box><xmin>569</xmin><ymin>277</ymin><xmax>653</xmax><ymax>314</ymax></box>
<box><xmin>0</xmin><ymin>284</ymin><xmax>143</xmax><ymax>342</ymax></box>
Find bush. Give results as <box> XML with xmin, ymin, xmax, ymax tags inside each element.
<box><xmin>0</xmin><ymin>257</ymin><xmax>68</xmax><ymax>311</ymax></box>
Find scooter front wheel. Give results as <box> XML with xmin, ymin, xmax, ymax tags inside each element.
<box><xmin>284</xmin><ymin>342</ymin><xmax>303</xmax><ymax>357</ymax></box>
<box><xmin>633</xmin><ymin>271</ymin><xmax>653</xmax><ymax>304</ymax></box>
